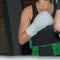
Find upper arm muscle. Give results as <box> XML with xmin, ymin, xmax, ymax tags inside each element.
<box><xmin>18</xmin><ymin>6</ymin><xmax>32</xmax><ymax>36</ymax></box>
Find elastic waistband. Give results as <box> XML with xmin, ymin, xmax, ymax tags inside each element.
<box><xmin>32</xmin><ymin>42</ymin><xmax>60</xmax><ymax>56</ymax></box>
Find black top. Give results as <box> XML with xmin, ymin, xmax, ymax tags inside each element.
<box><xmin>30</xmin><ymin>3</ymin><xmax>38</xmax><ymax>24</ymax></box>
<box><xmin>31</xmin><ymin>3</ymin><xmax>60</xmax><ymax>46</ymax></box>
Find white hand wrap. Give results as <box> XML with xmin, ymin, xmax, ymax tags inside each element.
<box><xmin>26</xmin><ymin>11</ymin><xmax>53</xmax><ymax>37</ymax></box>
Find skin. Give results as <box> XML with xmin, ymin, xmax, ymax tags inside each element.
<box><xmin>54</xmin><ymin>10</ymin><xmax>60</xmax><ymax>32</ymax></box>
<box><xmin>18</xmin><ymin>0</ymin><xmax>54</xmax><ymax>45</ymax></box>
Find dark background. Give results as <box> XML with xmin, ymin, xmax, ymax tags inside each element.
<box><xmin>0</xmin><ymin>0</ymin><xmax>35</xmax><ymax>55</ymax></box>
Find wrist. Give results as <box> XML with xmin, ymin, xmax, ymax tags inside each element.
<box><xmin>26</xmin><ymin>23</ymin><xmax>37</xmax><ymax>37</ymax></box>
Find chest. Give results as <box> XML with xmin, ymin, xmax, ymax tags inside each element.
<box><xmin>30</xmin><ymin>3</ymin><xmax>55</xmax><ymax>24</ymax></box>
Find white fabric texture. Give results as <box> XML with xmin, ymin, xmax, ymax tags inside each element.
<box><xmin>26</xmin><ymin>11</ymin><xmax>53</xmax><ymax>37</ymax></box>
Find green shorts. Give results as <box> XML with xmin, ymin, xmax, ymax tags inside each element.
<box><xmin>32</xmin><ymin>42</ymin><xmax>60</xmax><ymax>56</ymax></box>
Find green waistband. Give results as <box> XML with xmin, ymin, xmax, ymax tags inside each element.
<box><xmin>32</xmin><ymin>42</ymin><xmax>60</xmax><ymax>56</ymax></box>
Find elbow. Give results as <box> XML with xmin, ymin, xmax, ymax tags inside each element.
<box><xmin>18</xmin><ymin>31</ymin><xmax>30</xmax><ymax>45</ymax></box>
<box><xmin>18</xmin><ymin>40</ymin><xmax>24</xmax><ymax>46</ymax></box>
<box><xmin>18</xmin><ymin>32</ymin><xmax>24</xmax><ymax>45</ymax></box>
<box><xmin>18</xmin><ymin>34</ymin><xmax>24</xmax><ymax>45</ymax></box>
<box><xmin>18</xmin><ymin>35</ymin><xmax>25</xmax><ymax>45</ymax></box>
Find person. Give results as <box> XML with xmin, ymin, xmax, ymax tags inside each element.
<box><xmin>18</xmin><ymin>0</ymin><xmax>60</xmax><ymax>56</ymax></box>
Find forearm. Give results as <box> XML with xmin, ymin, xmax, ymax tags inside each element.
<box><xmin>54</xmin><ymin>10</ymin><xmax>60</xmax><ymax>32</ymax></box>
<box><xmin>53</xmin><ymin>0</ymin><xmax>60</xmax><ymax>32</ymax></box>
<box><xmin>18</xmin><ymin>31</ymin><xmax>31</xmax><ymax>45</ymax></box>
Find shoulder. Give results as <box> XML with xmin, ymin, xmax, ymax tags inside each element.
<box><xmin>21</xmin><ymin>5</ymin><xmax>33</xmax><ymax>21</ymax></box>
<box><xmin>22</xmin><ymin>5</ymin><xmax>32</xmax><ymax>16</ymax></box>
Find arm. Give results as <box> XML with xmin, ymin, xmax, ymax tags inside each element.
<box><xmin>18</xmin><ymin>8</ymin><xmax>53</xmax><ymax>45</ymax></box>
<box><xmin>53</xmin><ymin>0</ymin><xmax>60</xmax><ymax>32</ymax></box>
<box><xmin>54</xmin><ymin>10</ymin><xmax>60</xmax><ymax>32</ymax></box>
<box><xmin>18</xmin><ymin>11</ymin><xmax>53</xmax><ymax>45</ymax></box>
<box><xmin>26</xmin><ymin>11</ymin><xmax>53</xmax><ymax>37</ymax></box>
<box><xmin>18</xmin><ymin>6</ymin><xmax>32</xmax><ymax>45</ymax></box>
